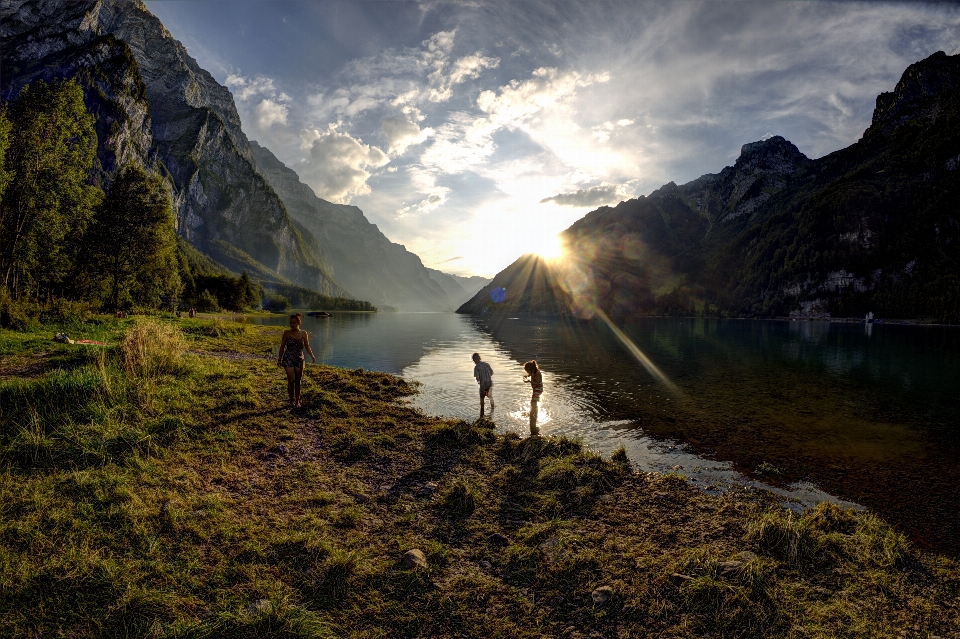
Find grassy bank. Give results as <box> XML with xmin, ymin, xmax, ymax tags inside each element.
<box><xmin>0</xmin><ymin>317</ymin><xmax>958</xmax><ymax>638</ymax></box>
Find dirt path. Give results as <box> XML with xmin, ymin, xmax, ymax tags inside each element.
<box><xmin>0</xmin><ymin>351</ymin><xmax>52</xmax><ymax>380</ymax></box>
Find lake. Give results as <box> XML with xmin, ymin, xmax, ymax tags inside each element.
<box><xmin>251</xmin><ymin>312</ymin><xmax>960</xmax><ymax>552</ymax></box>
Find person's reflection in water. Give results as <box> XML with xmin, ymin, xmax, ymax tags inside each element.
<box><xmin>523</xmin><ymin>360</ymin><xmax>543</xmax><ymax>437</ymax></box>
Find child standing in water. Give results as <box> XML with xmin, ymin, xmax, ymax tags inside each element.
<box><xmin>523</xmin><ymin>360</ymin><xmax>543</xmax><ymax>436</ymax></box>
<box><xmin>472</xmin><ymin>353</ymin><xmax>494</xmax><ymax>417</ymax></box>
<box><xmin>277</xmin><ymin>313</ymin><xmax>316</xmax><ymax>407</ymax></box>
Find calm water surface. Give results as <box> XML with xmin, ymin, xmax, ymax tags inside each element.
<box><xmin>252</xmin><ymin>312</ymin><xmax>960</xmax><ymax>552</ymax></box>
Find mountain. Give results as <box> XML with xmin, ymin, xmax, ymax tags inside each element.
<box><xmin>459</xmin><ymin>51</ymin><xmax>960</xmax><ymax>323</ymax></box>
<box><xmin>1</xmin><ymin>0</ymin><xmax>348</xmax><ymax>298</ymax></box>
<box><xmin>249</xmin><ymin>142</ymin><xmax>455</xmax><ymax>312</ymax></box>
<box><xmin>447</xmin><ymin>273</ymin><xmax>493</xmax><ymax>296</ymax></box>
<box><xmin>426</xmin><ymin>268</ymin><xmax>491</xmax><ymax>308</ymax></box>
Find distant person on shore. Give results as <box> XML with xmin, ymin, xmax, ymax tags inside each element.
<box><xmin>523</xmin><ymin>360</ymin><xmax>543</xmax><ymax>436</ymax></box>
<box><xmin>472</xmin><ymin>353</ymin><xmax>494</xmax><ymax>417</ymax></box>
<box><xmin>277</xmin><ymin>312</ymin><xmax>316</xmax><ymax>408</ymax></box>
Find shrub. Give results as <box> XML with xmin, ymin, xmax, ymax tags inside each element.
<box><xmin>119</xmin><ymin>318</ymin><xmax>185</xmax><ymax>378</ymax></box>
<box><xmin>0</xmin><ymin>289</ymin><xmax>38</xmax><ymax>330</ymax></box>
<box><xmin>195</xmin><ymin>289</ymin><xmax>220</xmax><ymax>312</ymax></box>
<box><xmin>441</xmin><ymin>479</ymin><xmax>478</xmax><ymax>518</ymax></box>
<box><xmin>39</xmin><ymin>298</ymin><xmax>92</xmax><ymax>326</ymax></box>
<box><xmin>263</xmin><ymin>293</ymin><xmax>290</xmax><ymax>312</ymax></box>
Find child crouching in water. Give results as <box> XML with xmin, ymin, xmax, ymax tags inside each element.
<box><xmin>523</xmin><ymin>360</ymin><xmax>543</xmax><ymax>436</ymax></box>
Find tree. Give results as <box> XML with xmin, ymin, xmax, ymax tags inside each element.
<box><xmin>0</xmin><ymin>107</ymin><xmax>11</xmax><ymax>204</ymax></box>
<box><xmin>0</xmin><ymin>79</ymin><xmax>101</xmax><ymax>297</ymax></box>
<box><xmin>86</xmin><ymin>164</ymin><xmax>181</xmax><ymax>310</ymax></box>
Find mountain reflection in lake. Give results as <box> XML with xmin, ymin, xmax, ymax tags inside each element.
<box><xmin>250</xmin><ymin>312</ymin><xmax>959</xmax><ymax>553</ymax></box>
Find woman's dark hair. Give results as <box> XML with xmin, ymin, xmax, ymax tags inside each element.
<box><xmin>523</xmin><ymin>360</ymin><xmax>539</xmax><ymax>374</ymax></box>
<box><xmin>290</xmin><ymin>313</ymin><xmax>302</xmax><ymax>322</ymax></box>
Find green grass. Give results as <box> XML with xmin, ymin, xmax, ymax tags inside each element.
<box><xmin>0</xmin><ymin>315</ymin><xmax>957</xmax><ymax>638</ymax></box>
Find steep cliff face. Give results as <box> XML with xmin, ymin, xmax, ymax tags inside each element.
<box><xmin>249</xmin><ymin>141</ymin><xmax>455</xmax><ymax>311</ymax></box>
<box><xmin>460</xmin><ymin>51</ymin><xmax>960</xmax><ymax>322</ymax></box>
<box><xmin>1</xmin><ymin>0</ymin><xmax>348</xmax><ymax>298</ymax></box>
<box><xmin>0</xmin><ymin>4</ymin><xmax>154</xmax><ymax>182</ymax></box>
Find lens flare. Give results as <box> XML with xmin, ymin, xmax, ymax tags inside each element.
<box><xmin>594</xmin><ymin>308</ymin><xmax>682</xmax><ymax>396</ymax></box>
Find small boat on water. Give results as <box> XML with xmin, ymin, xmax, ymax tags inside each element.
<box><xmin>306</xmin><ymin>311</ymin><xmax>331</xmax><ymax>317</ymax></box>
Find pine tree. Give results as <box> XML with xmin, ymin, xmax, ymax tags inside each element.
<box><xmin>86</xmin><ymin>164</ymin><xmax>181</xmax><ymax>310</ymax></box>
<box><xmin>0</xmin><ymin>79</ymin><xmax>101</xmax><ymax>297</ymax></box>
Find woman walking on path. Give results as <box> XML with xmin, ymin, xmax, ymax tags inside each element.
<box><xmin>277</xmin><ymin>313</ymin><xmax>316</xmax><ymax>407</ymax></box>
<box><xmin>523</xmin><ymin>360</ymin><xmax>543</xmax><ymax>437</ymax></box>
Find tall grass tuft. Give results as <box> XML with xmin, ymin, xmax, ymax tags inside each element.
<box><xmin>745</xmin><ymin>508</ymin><xmax>818</xmax><ymax>566</ymax></box>
<box><xmin>441</xmin><ymin>479</ymin><xmax>478</xmax><ymax>518</ymax></box>
<box><xmin>120</xmin><ymin>318</ymin><xmax>185</xmax><ymax>378</ymax></box>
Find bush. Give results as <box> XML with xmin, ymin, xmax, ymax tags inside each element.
<box><xmin>263</xmin><ymin>293</ymin><xmax>290</xmax><ymax>312</ymax></box>
<box><xmin>195</xmin><ymin>289</ymin><xmax>220</xmax><ymax>312</ymax></box>
<box><xmin>119</xmin><ymin>318</ymin><xmax>185</xmax><ymax>378</ymax></box>
<box><xmin>40</xmin><ymin>298</ymin><xmax>92</xmax><ymax>326</ymax></box>
<box><xmin>0</xmin><ymin>289</ymin><xmax>38</xmax><ymax>330</ymax></box>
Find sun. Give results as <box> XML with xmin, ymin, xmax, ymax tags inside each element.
<box><xmin>534</xmin><ymin>234</ymin><xmax>564</xmax><ymax>261</ymax></box>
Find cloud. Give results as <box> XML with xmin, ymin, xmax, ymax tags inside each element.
<box><xmin>540</xmin><ymin>182</ymin><xmax>635</xmax><ymax>207</ymax></box>
<box><xmin>438</xmin><ymin>256</ymin><xmax>464</xmax><ymax>263</ymax></box>
<box><xmin>255</xmin><ymin>99</ymin><xmax>288</xmax><ymax>128</ymax></box>
<box><xmin>448</xmin><ymin>53</ymin><xmax>500</xmax><ymax>85</ymax></box>
<box><xmin>396</xmin><ymin>191</ymin><xmax>447</xmax><ymax>218</ymax></box>
<box><xmin>225</xmin><ymin>74</ymin><xmax>277</xmax><ymax>101</ymax></box>
<box><xmin>417</xmin><ymin>67</ymin><xmax>609</xmax><ymax>180</ymax></box>
<box><xmin>307</xmin><ymin>30</ymin><xmax>499</xmax><ymax>118</ymax></box>
<box><xmin>476</xmin><ymin>67</ymin><xmax>609</xmax><ymax>131</ymax></box>
<box><xmin>299</xmin><ymin>126</ymin><xmax>389</xmax><ymax>203</ymax></box>
<box><xmin>381</xmin><ymin>117</ymin><xmax>434</xmax><ymax>154</ymax></box>
<box><xmin>590</xmin><ymin>118</ymin><xmax>635</xmax><ymax>143</ymax></box>
<box><xmin>395</xmin><ymin>167</ymin><xmax>451</xmax><ymax>217</ymax></box>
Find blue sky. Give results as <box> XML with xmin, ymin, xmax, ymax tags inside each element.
<box><xmin>146</xmin><ymin>0</ymin><xmax>960</xmax><ymax>277</ymax></box>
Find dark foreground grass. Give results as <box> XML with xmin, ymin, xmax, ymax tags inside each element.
<box><xmin>0</xmin><ymin>316</ymin><xmax>958</xmax><ymax>638</ymax></box>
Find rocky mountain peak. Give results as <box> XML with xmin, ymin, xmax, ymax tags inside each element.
<box><xmin>735</xmin><ymin>136</ymin><xmax>809</xmax><ymax>175</ymax></box>
<box><xmin>867</xmin><ymin>50</ymin><xmax>960</xmax><ymax>136</ymax></box>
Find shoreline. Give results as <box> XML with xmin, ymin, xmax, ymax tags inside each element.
<box><xmin>460</xmin><ymin>310</ymin><xmax>960</xmax><ymax>327</ymax></box>
<box><xmin>0</xmin><ymin>316</ymin><xmax>957</xmax><ymax>637</ymax></box>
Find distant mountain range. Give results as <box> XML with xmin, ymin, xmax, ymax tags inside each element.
<box><xmin>459</xmin><ymin>51</ymin><xmax>960</xmax><ymax>323</ymax></box>
<box><xmin>1</xmin><ymin>0</ymin><xmax>488</xmax><ymax>311</ymax></box>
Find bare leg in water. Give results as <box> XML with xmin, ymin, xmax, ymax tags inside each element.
<box><xmin>529</xmin><ymin>398</ymin><xmax>540</xmax><ymax>436</ymax></box>
<box><xmin>479</xmin><ymin>388</ymin><xmax>494</xmax><ymax>418</ymax></box>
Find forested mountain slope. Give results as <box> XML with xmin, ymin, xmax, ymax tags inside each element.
<box><xmin>459</xmin><ymin>51</ymin><xmax>960</xmax><ymax>323</ymax></box>
<box><xmin>1</xmin><ymin>0</ymin><xmax>348</xmax><ymax>298</ymax></box>
<box><xmin>249</xmin><ymin>142</ymin><xmax>455</xmax><ymax>312</ymax></box>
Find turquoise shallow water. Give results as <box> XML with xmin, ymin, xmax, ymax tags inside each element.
<box><xmin>250</xmin><ymin>312</ymin><xmax>960</xmax><ymax>552</ymax></box>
